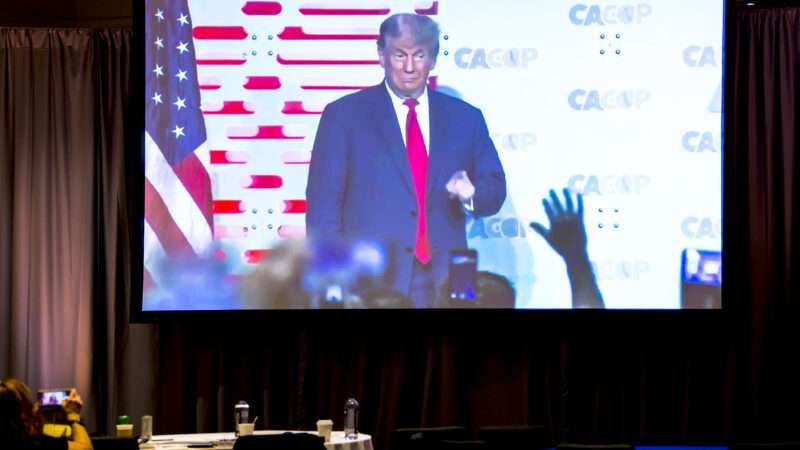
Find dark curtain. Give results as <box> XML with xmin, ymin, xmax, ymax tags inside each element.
<box><xmin>0</xmin><ymin>27</ymin><xmax>155</xmax><ymax>434</ymax></box>
<box><xmin>727</xmin><ymin>6</ymin><xmax>800</xmax><ymax>439</ymax></box>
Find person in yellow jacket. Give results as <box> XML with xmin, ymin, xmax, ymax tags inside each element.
<box><xmin>0</xmin><ymin>379</ymin><xmax>92</xmax><ymax>450</ymax></box>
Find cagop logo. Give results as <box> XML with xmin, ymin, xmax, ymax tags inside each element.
<box><xmin>454</xmin><ymin>48</ymin><xmax>538</xmax><ymax>69</ymax></box>
<box><xmin>682</xmin><ymin>131</ymin><xmax>720</xmax><ymax>153</ymax></box>
<box><xmin>491</xmin><ymin>132</ymin><xmax>537</xmax><ymax>153</ymax></box>
<box><xmin>591</xmin><ymin>259</ymin><xmax>650</xmax><ymax>280</ymax></box>
<box><xmin>568</xmin><ymin>89</ymin><xmax>651</xmax><ymax>110</ymax></box>
<box><xmin>683</xmin><ymin>46</ymin><xmax>722</xmax><ymax>68</ymax></box>
<box><xmin>569</xmin><ymin>3</ymin><xmax>653</xmax><ymax>25</ymax></box>
<box><xmin>682</xmin><ymin>217</ymin><xmax>721</xmax><ymax>239</ymax></box>
<box><xmin>568</xmin><ymin>174</ymin><xmax>651</xmax><ymax>196</ymax></box>
<box><xmin>468</xmin><ymin>217</ymin><xmax>528</xmax><ymax>239</ymax></box>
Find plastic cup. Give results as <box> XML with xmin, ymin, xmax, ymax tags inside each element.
<box><xmin>116</xmin><ymin>424</ymin><xmax>134</xmax><ymax>438</ymax></box>
<box><xmin>316</xmin><ymin>419</ymin><xmax>333</xmax><ymax>442</ymax></box>
<box><xmin>238</xmin><ymin>422</ymin><xmax>254</xmax><ymax>436</ymax></box>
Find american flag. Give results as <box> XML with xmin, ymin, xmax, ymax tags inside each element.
<box><xmin>144</xmin><ymin>0</ymin><xmax>214</xmax><ymax>292</ymax></box>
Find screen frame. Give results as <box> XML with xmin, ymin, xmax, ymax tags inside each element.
<box><xmin>130</xmin><ymin>0</ymin><xmax>735</xmax><ymax>323</ymax></box>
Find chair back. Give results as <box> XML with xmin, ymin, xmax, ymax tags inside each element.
<box><xmin>556</xmin><ymin>444</ymin><xmax>633</xmax><ymax>450</ymax></box>
<box><xmin>439</xmin><ymin>440</ymin><xmax>489</xmax><ymax>450</ymax></box>
<box><xmin>478</xmin><ymin>425</ymin><xmax>550</xmax><ymax>450</ymax></box>
<box><xmin>395</xmin><ymin>426</ymin><xmax>468</xmax><ymax>450</ymax></box>
<box><xmin>91</xmin><ymin>436</ymin><xmax>139</xmax><ymax>450</ymax></box>
<box><xmin>232</xmin><ymin>433</ymin><xmax>326</xmax><ymax>450</ymax></box>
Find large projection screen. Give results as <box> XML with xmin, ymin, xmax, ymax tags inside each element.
<box><xmin>142</xmin><ymin>0</ymin><xmax>724</xmax><ymax>311</ymax></box>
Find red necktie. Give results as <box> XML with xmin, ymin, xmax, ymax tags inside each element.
<box><xmin>403</xmin><ymin>98</ymin><xmax>431</xmax><ymax>264</ymax></box>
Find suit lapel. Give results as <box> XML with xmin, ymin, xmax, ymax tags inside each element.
<box><xmin>368</xmin><ymin>84</ymin><xmax>415</xmax><ymax>198</ymax></box>
<box><xmin>426</xmin><ymin>89</ymin><xmax>448</xmax><ymax>195</ymax></box>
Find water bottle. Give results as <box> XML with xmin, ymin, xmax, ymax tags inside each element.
<box><xmin>140</xmin><ymin>415</ymin><xmax>153</xmax><ymax>442</ymax></box>
<box><xmin>343</xmin><ymin>398</ymin><xmax>359</xmax><ymax>440</ymax></box>
<box><xmin>234</xmin><ymin>400</ymin><xmax>249</xmax><ymax>436</ymax></box>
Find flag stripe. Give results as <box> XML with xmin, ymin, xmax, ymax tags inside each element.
<box><xmin>173</xmin><ymin>152</ymin><xmax>214</xmax><ymax>228</ymax></box>
<box><xmin>145</xmin><ymin>178</ymin><xmax>196</xmax><ymax>257</ymax></box>
<box><xmin>143</xmin><ymin>220</ymin><xmax>167</xmax><ymax>288</ymax></box>
<box><xmin>143</xmin><ymin>267</ymin><xmax>156</xmax><ymax>293</ymax></box>
<box><xmin>145</xmin><ymin>132</ymin><xmax>213</xmax><ymax>255</ymax></box>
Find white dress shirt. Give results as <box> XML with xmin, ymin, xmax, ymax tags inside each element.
<box><xmin>385</xmin><ymin>81</ymin><xmax>430</xmax><ymax>154</ymax></box>
<box><xmin>383</xmin><ymin>81</ymin><xmax>475</xmax><ymax>211</ymax></box>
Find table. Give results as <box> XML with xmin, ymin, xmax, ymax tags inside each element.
<box><xmin>141</xmin><ymin>430</ymin><xmax>373</xmax><ymax>450</ymax></box>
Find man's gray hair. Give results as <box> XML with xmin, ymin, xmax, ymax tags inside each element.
<box><xmin>377</xmin><ymin>13</ymin><xmax>440</xmax><ymax>56</ymax></box>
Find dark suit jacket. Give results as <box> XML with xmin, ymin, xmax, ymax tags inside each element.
<box><xmin>306</xmin><ymin>83</ymin><xmax>506</xmax><ymax>303</ymax></box>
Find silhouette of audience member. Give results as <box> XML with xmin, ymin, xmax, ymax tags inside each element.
<box><xmin>364</xmin><ymin>287</ymin><xmax>416</xmax><ymax>309</ymax></box>
<box><xmin>436</xmin><ymin>270</ymin><xmax>515</xmax><ymax>308</ymax></box>
<box><xmin>530</xmin><ymin>188</ymin><xmax>604</xmax><ymax>308</ymax></box>
<box><xmin>474</xmin><ymin>271</ymin><xmax>516</xmax><ymax>308</ymax></box>
<box><xmin>0</xmin><ymin>379</ymin><xmax>92</xmax><ymax>450</ymax></box>
<box><xmin>242</xmin><ymin>239</ymin><xmax>393</xmax><ymax>309</ymax></box>
<box><xmin>241</xmin><ymin>240</ymin><xmax>310</xmax><ymax>309</ymax></box>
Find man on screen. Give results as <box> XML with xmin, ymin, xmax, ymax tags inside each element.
<box><xmin>306</xmin><ymin>13</ymin><xmax>506</xmax><ymax>308</ymax></box>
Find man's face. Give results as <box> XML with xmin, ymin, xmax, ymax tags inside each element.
<box><xmin>378</xmin><ymin>28</ymin><xmax>436</xmax><ymax>99</ymax></box>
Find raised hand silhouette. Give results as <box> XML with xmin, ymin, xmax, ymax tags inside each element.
<box><xmin>530</xmin><ymin>187</ymin><xmax>604</xmax><ymax>308</ymax></box>
<box><xmin>529</xmin><ymin>188</ymin><xmax>587</xmax><ymax>262</ymax></box>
